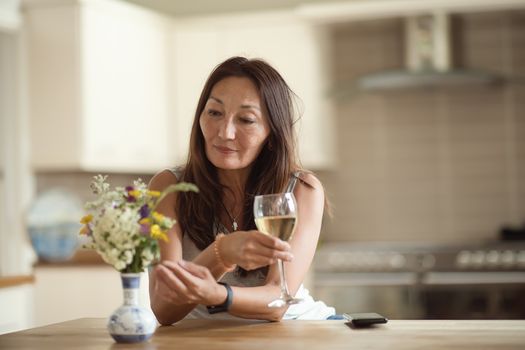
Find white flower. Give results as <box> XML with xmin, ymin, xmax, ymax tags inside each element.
<box><xmin>141</xmin><ymin>247</ymin><xmax>155</xmax><ymax>267</ymax></box>
<box><xmin>80</xmin><ymin>175</ymin><xmax>196</xmax><ymax>272</ymax></box>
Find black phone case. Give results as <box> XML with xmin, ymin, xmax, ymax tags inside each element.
<box><xmin>344</xmin><ymin>313</ymin><xmax>388</xmax><ymax>327</ymax></box>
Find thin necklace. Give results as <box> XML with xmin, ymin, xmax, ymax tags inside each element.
<box><xmin>219</xmin><ymin>201</ymin><xmax>240</xmax><ymax>231</ymax></box>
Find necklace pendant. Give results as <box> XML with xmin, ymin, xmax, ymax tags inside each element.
<box><xmin>232</xmin><ymin>220</ymin><xmax>238</xmax><ymax>231</ymax></box>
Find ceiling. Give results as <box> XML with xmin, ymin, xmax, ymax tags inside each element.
<box><xmin>122</xmin><ymin>0</ymin><xmax>351</xmax><ymax>17</ymax></box>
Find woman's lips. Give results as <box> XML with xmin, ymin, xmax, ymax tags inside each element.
<box><xmin>214</xmin><ymin>145</ymin><xmax>237</xmax><ymax>154</ymax></box>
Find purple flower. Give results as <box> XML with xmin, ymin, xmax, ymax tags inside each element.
<box><xmin>139</xmin><ymin>204</ymin><xmax>150</xmax><ymax>219</ymax></box>
<box><xmin>140</xmin><ymin>223</ymin><xmax>150</xmax><ymax>235</ymax></box>
<box><xmin>125</xmin><ymin>186</ymin><xmax>134</xmax><ymax>191</ymax></box>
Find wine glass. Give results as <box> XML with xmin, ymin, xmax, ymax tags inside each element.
<box><xmin>253</xmin><ymin>192</ymin><xmax>302</xmax><ymax>307</ymax></box>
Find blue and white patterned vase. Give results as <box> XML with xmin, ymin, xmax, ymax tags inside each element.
<box><xmin>107</xmin><ymin>273</ymin><xmax>157</xmax><ymax>343</ymax></box>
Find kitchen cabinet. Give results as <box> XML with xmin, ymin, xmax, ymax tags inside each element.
<box><xmin>171</xmin><ymin>13</ymin><xmax>336</xmax><ymax>169</ymax></box>
<box><xmin>33</xmin><ymin>265</ymin><xmax>151</xmax><ymax>327</ymax></box>
<box><xmin>24</xmin><ymin>0</ymin><xmax>171</xmax><ymax>173</ymax></box>
<box><xmin>0</xmin><ymin>0</ymin><xmax>21</xmax><ymax>31</ymax></box>
<box><xmin>0</xmin><ymin>280</ymin><xmax>34</xmax><ymax>334</ymax></box>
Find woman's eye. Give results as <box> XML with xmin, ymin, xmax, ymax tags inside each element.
<box><xmin>207</xmin><ymin>109</ymin><xmax>222</xmax><ymax>117</ymax></box>
<box><xmin>240</xmin><ymin>117</ymin><xmax>255</xmax><ymax>124</ymax></box>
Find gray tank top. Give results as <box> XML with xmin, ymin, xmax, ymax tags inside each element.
<box><xmin>168</xmin><ymin>167</ymin><xmax>301</xmax><ymax>288</ymax></box>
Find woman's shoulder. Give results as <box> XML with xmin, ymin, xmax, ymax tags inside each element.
<box><xmin>295</xmin><ymin>170</ymin><xmax>323</xmax><ymax>192</ymax></box>
<box><xmin>149</xmin><ymin>167</ymin><xmax>184</xmax><ymax>191</ymax></box>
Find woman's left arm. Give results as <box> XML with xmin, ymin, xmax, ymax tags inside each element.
<box><xmin>228</xmin><ymin>173</ymin><xmax>325</xmax><ymax>320</ymax></box>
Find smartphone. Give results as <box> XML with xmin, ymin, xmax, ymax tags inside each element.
<box><xmin>343</xmin><ymin>313</ymin><xmax>388</xmax><ymax>327</ymax></box>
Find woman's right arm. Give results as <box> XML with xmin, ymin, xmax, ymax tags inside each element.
<box><xmin>149</xmin><ymin>170</ymin><xmax>234</xmax><ymax>324</ymax></box>
<box><xmin>148</xmin><ymin>170</ymin><xmax>195</xmax><ymax>325</ymax></box>
<box><xmin>148</xmin><ymin>170</ymin><xmax>292</xmax><ymax>325</ymax></box>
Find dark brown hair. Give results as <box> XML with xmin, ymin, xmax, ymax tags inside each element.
<box><xmin>176</xmin><ymin>56</ymin><xmax>302</xmax><ymax>251</ymax></box>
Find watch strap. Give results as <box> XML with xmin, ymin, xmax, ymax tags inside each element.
<box><xmin>206</xmin><ymin>282</ymin><xmax>233</xmax><ymax>314</ymax></box>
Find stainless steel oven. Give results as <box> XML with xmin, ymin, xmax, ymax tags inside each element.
<box><xmin>312</xmin><ymin>242</ymin><xmax>525</xmax><ymax>319</ymax></box>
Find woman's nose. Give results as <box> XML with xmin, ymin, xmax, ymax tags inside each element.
<box><xmin>218</xmin><ymin>118</ymin><xmax>235</xmax><ymax>140</ymax></box>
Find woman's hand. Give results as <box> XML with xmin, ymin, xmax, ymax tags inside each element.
<box><xmin>152</xmin><ymin>260</ymin><xmax>227</xmax><ymax>306</ymax></box>
<box><xmin>220</xmin><ymin>230</ymin><xmax>293</xmax><ymax>271</ymax></box>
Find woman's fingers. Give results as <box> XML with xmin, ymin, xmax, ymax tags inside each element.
<box><xmin>168</xmin><ymin>261</ymin><xmax>204</xmax><ymax>289</ymax></box>
<box><xmin>220</xmin><ymin>230</ymin><xmax>294</xmax><ymax>270</ymax></box>
<box><xmin>155</xmin><ymin>265</ymin><xmax>190</xmax><ymax>304</ymax></box>
<box><xmin>162</xmin><ymin>260</ymin><xmax>216</xmax><ymax>304</ymax></box>
<box><xmin>248</xmin><ymin>244</ymin><xmax>294</xmax><ymax>262</ymax></box>
<box><xmin>252</xmin><ymin>231</ymin><xmax>291</xmax><ymax>252</ymax></box>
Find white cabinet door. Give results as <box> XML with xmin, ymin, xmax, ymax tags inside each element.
<box><xmin>25</xmin><ymin>0</ymin><xmax>171</xmax><ymax>173</ymax></box>
<box><xmin>80</xmin><ymin>1</ymin><xmax>170</xmax><ymax>172</ymax></box>
<box><xmin>0</xmin><ymin>285</ymin><xmax>34</xmax><ymax>334</ymax></box>
<box><xmin>26</xmin><ymin>4</ymin><xmax>82</xmax><ymax>170</ymax></box>
<box><xmin>33</xmin><ymin>267</ymin><xmax>150</xmax><ymax>327</ymax></box>
<box><xmin>169</xmin><ymin>27</ymin><xmax>220</xmax><ymax>164</ymax></box>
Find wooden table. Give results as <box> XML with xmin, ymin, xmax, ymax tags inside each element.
<box><xmin>1</xmin><ymin>318</ymin><xmax>524</xmax><ymax>349</ymax></box>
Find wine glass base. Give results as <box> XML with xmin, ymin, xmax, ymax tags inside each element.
<box><xmin>267</xmin><ymin>297</ymin><xmax>303</xmax><ymax>308</ymax></box>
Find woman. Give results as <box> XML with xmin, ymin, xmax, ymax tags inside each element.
<box><xmin>149</xmin><ymin>56</ymin><xmax>335</xmax><ymax>324</ymax></box>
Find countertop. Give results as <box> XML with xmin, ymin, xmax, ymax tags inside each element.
<box><xmin>0</xmin><ymin>318</ymin><xmax>524</xmax><ymax>349</ymax></box>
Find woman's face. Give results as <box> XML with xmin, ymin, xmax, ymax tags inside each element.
<box><xmin>200</xmin><ymin>76</ymin><xmax>270</xmax><ymax>171</ymax></box>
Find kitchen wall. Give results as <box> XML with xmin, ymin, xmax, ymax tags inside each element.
<box><xmin>35</xmin><ymin>172</ymin><xmax>154</xmax><ymax>204</ymax></box>
<box><xmin>318</xmin><ymin>10</ymin><xmax>525</xmax><ymax>244</ymax></box>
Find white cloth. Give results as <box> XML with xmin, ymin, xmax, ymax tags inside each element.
<box><xmin>282</xmin><ymin>285</ymin><xmax>336</xmax><ymax>320</ymax></box>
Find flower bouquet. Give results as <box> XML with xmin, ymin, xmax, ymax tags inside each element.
<box><xmin>79</xmin><ymin>174</ymin><xmax>197</xmax><ymax>272</ymax></box>
<box><xmin>78</xmin><ymin>174</ymin><xmax>197</xmax><ymax>343</ymax></box>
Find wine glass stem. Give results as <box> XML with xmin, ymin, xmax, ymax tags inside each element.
<box><xmin>277</xmin><ymin>259</ymin><xmax>292</xmax><ymax>297</ymax></box>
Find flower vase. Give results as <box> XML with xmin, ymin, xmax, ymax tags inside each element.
<box><xmin>107</xmin><ymin>273</ymin><xmax>157</xmax><ymax>343</ymax></box>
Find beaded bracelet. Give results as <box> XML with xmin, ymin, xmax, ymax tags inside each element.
<box><xmin>214</xmin><ymin>233</ymin><xmax>236</xmax><ymax>272</ymax></box>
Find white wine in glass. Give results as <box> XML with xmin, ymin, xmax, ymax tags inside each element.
<box><xmin>253</xmin><ymin>192</ymin><xmax>302</xmax><ymax>307</ymax></box>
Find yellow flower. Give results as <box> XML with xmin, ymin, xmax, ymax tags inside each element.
<box><xmin>139</xmin><ymin>218</ymin><xmax>151</xmax><ymax>225</ymax></box>
<box><xmin>147</xmin><ymin>190</ymin><xmax>161</xmax><ymax>197</ymax></box>
<box><xmin>152</xmin><ymin>211</ymin><xmax>165</xmax><ymax>223</ymax></box>
<box><xmin>80</xmin><ymin>214</ymin><xmax>93</xmax><ymax>224</ymax></box>
<box><xmin>128</xmin><ymin>190</ymin><xmax>141</xmax><ymax>198</ymax></box>
<box><xmin>79</xmin><ymin>225</ymin><xmax>90</xmax><ymax>235</ymax></box>
<box><xmin>150</xmin><ymin>224</ymin><xmax>168</xmax><ymax>242</ymax></box>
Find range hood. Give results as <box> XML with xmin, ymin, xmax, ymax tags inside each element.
<box><xmin>297</xmin><ymin>0</ymin><xmax>525</xmax><ymax>91</ymax></box>
<box><xmin>356</xmin><ymin>12</ymin><xmax>502</xmax><ymax>91</ymax></box>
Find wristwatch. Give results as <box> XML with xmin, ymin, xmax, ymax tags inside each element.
<box><xmin>206</xmin><ymin>282</ymin><xmax>233</xmax><ymax>314</ymax></box>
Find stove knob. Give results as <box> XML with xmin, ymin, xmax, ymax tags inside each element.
<box><xmin>485</xmin><ymin>250</ymin><xmax>500</xmax><ymax>267</ymax></box>
<box><xmin>366</xmin><ymin>254</ymin><xmax>381</xmax><ymax>271</ymax></box>
<box><xmin>421</xmin><ymin>254</ymin><xmax>436</xmax><ymax>269</ymax></box>
<box><xmin>516</xmin><ymin>251</ymin><xmax>525</xmax><ymax>268</ymax></box>
<box><xmin>500</xmin><ymin>250</ymin><xmax>515</xmax><ymax>267</ymax></box>
<box><xmin>456</xmin><ymin>250</ymin><xmax>471</xmax><ymax>268</ymax></box>
<box><xmin>344</xmin><ymin>253</ymin><xmax>357</xmax><ymax>269</ymax></box>
<box><xmin>389</xmin><ymin>253</ymin><xmax>406</xmax><ymax>270</ymax></box>
<box><xmin>471</xmin><ymin>250</ymin><xmax>485</xmax><ymax>268</ymax></box>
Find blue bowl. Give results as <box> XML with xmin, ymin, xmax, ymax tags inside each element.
<box><xmin>28</xmin><ymin>222</ymin><xmax>81</xmax><ymax>262</ymax></box>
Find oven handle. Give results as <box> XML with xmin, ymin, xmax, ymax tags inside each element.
<box><xmin>315</xmin><ymin>272</ymin><xmax>417</xmax><ymax>286</ymax></box>
<box><xmin>423</xmin><ymin>271</ymin><xmax>525</xmax><ymax>285</ymax></box>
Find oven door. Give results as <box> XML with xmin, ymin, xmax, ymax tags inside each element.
<box><xmin>420</xmin><ymin>271</ymin><xmax>525</xmax><ymax>319</ymax></box>
<box><xmin>313</xmin><ymin>272</ymin><xmax>423</xmax><ymax>319</ymax></box>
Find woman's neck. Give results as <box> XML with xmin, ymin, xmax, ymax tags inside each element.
<box><xmin>217</xmin><ymin>168</ymin><xmax>249</xmax><ymax>201</ymax></box>
<box><xmin>217</xmin><ymin>168</ymin><xmax>250</xmax><ymax>230</ymax></box>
